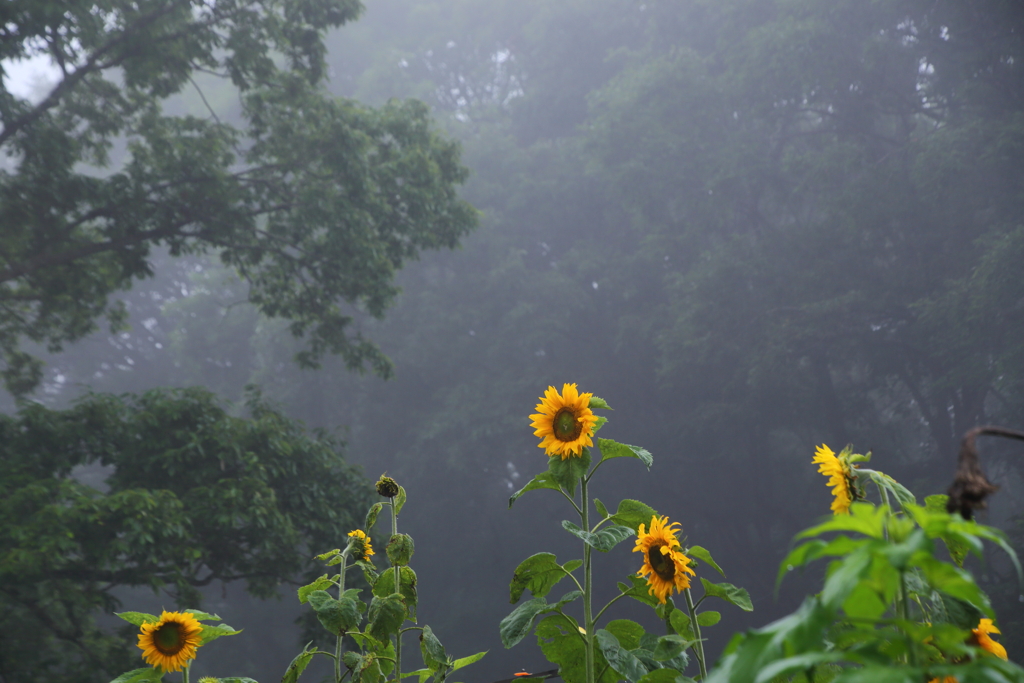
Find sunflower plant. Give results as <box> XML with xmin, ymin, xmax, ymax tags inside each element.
<box><xmin>502</xmin><ymin>385</ymin><xmax>753</xmax><ymax>683</ymax></box>
<box><xmin>703</xmin><ymin>444</ymin><xmax>1024</xmax><ymax>683</ymax></box>
<box><xmin>111</xmin><ymin>609</ymin><xmax>243</xmax><ymax>683</ymax></box>
<box><xmin>108</xmin><ymin>475</ymin><xmax>484</xmax><ymax>683</ymax></box>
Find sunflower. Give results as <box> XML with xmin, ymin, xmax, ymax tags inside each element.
<box><xmin>347</xmin><ymin>529</ymin><xmax>375</xmax><ymax>561</ymax></box>
<box><xmin>633</xmin><ymin>515</ymin><xmax>696</xmax><ymax>604</ymax></box>
<box><xmin>972</xmin><ymin>618</ymin><xmax>1008</xmax><ymax>660</ymax></box>
<box><xmin>137</xmin><ymin>610</ymin><xmax>204</xmax><ymax>672</ymax></box>
<box><xmin>530</xmin><ymin>384</ymin><xmax>600</xmax><ymax>459</ymax></box>
<box><xmin>812</xmin><ymin>444</ymin><xmax>854</xmax><ymax>515</ymax></box>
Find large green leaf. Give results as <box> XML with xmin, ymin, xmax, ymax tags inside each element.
<box><xmin>686</xmin><ymin>546</ymin><xmax>724</xmax><ymax>577</ymax></box>
<box><xmin>618</xmin><ymin>574</ymin><xmax>660</xmax><ymax>608</ymax></box>
<box><xmin>114</xmin><ymin>612</ymin><xmax>159</xmax><ymax>626</ymax></box>
<box><xmin>596</xmin><ymin>439</ymin><xmax>653</xmax><ymax>469</ymax></box>
<box><xmin>198</xmin><ymin>622</ymin><xmax>242</xmax><ymax>646</ymax></box>
<box><xmin>499</xmin><ymin>597</ymin><xmax>550</xmax><ymax>648</ymax></box>
<box><xmin>298</xmin><ymin>574</ymin><xmax>333</xmax><ymax>604</ymax></box>
<box><xmin>374</xmin><ymin>566</ymin><xmax>418</xmax><ymax>620</ymax></box>
<box><xmin>595</xmin><ymin>629</ymin><xmax>650</xmax><ymax>683</ymax></box>
<box><xmin>509</xmin><ymin>471</ymin><xmax>562</xmax><ymax>508</ymax></box>
<box><xmin>510</xmin><ymin>552</ymin><xmax>580</xmax><ymax>602</ymax></box>
<box><xmin>367</xmin><ymin>593</ymin><xmax>407</xmax><ymax>640</ymax></box>
<box><xmin>109</xmin><ymin>669</ymin><xmax>164</xmax><ymax>683</ymax></box>
<box><xmin>535</xmin><ymin>614</ymin><xmax>618</xmax><ymax>683</ymax></box>
<box><xmin>419</xmin><ymin>625</ymin><xmax>447</xmax><ymax>670</ymax></box>
<box><xmin>699</xmin><ymin>578</ymin><xmax>753</xmax><ymax>612</ymax></box>
<box><xmin>549</xmin><ymin>447</ymin><xmax>592</xmax><ymax>496</ymax></box>
<box><xmin>561</xmin><ymin>520</ymin><xmax>635</xmax><ymax>552</ymax></box>
<box><xmin>609</xmin><ymin>500</ymin><xmax>659</xmax><ymax>532</ymax></box>
<box><xmin>282</xmin><ymin>644</ymin><xmax>317</xmax><ymax>683</ymax></box>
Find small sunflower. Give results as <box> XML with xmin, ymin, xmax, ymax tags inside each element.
<box><xmin>633</xmin><ymin>515</ymin><xmax>696</xmax><ymax>604</ymax></box>
<box><xmin>137</xmin><ymin>610</ymin><xmax>204</xmax><ymax>672</ymax></box>
<box><xmin>972</xmin><ymin>618</ymin><xmax>1008</xmax><ymax>660</ymax></box>
<box><xmin>812</xmin><ymin>444</ymin><xmax>855</xmax><ymax>515</ymax></box>
<box><xmin>530</xmin><ymin>383</ymin><xmax>600</xmax><ymax>459</ymax></box>
<box><xmin>347</xmin><ymin>529</ymin><xmax>375</xmax><ymax>561</ymax></box>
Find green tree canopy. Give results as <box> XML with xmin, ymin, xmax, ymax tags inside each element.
<box><xmin>0</xmin><ymin>0</ymin><xmax>478</xmax><ymax>396</ymax></box>
<box><xmin>0</xmin><ymin>386</ymin><xmax>373</xmax><ymax>682</ymax></box>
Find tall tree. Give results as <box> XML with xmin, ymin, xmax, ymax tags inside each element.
<box><xmin>0</xmin><ymin>0</ymin><xmax>477</xmax><ymax>396</ymax></box>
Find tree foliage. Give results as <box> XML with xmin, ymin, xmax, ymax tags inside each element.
<box><xmin>0</xmin><ymin>0</ymin><xmax>478</xmax><ymax>396</ymax></box>
<box><xmin>0</xmin><ymin>386</ymin><xmax>373</xmax><ymax>682</ymax></box>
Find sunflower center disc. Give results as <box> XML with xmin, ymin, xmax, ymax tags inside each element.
<box><xmin>553</xmin><ymin>409</ymin><xmax>581</xmax><ymax>441</ymax></box>
<box><xmin>649</xmin><ymin>545</ymin><xmax>675</xmax><ymax>581</ymax></box>
<box><xmin>154</xmin><ymin>623</ymin><xmax>184</xmax><ymax>654</ymax></box>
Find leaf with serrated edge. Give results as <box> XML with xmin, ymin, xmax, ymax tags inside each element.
<box><xmin>687</xmin><ymin>546</ymin><xmax>725</xmax><ymax>577</ymax></box>
<box><xmin>597</xmin><ymin>438</ymin><xmax>653</xmax><ymax>468</ymax></box>
<box><xmin>115</xmin><ymin>611</ymin><xmax>159</xmax><ymax>626</ymax></box>
<box><xmin>699</xmin><ymin>578</ymin><xmax>753</xmax><ymax>611</ymax></box>
<box><xmin>509</xmin><ymin>471</ymin><xmax>561</xmax><ymax>508</ymax></box>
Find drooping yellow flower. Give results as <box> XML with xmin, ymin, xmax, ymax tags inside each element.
<box><xmin>972</xmin><ymin>618</ymin><xmax>1008</xmax><ymax>660</ymax></box>
<box><xmin>633</xmin><ymin>515</ymin><xmax>696</xmax><ymax>604</ymax></box>
<box><xmin>530</xmin><ymin>384</ymin><xmax>600</xmax><ymax>459</ymax></box>
<box><xmin>347</xmin><ymin>529</ymin><xmax>375</xmax><ymax>561</ymax></box>
<box><xmin>137</xmin><ymin>611</ymin><xmax>204</xmax><ymax>672</ymax></box>
<box><xmin>812</xmin><ymin>444</ymin><xmax>854</xmax><ymax>515</ymax></box>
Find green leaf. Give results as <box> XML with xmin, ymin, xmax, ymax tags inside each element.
<box><xmin>419</xmin><ymin>625</ymin><xmax>447</xmax><ymax>670</ymax></box>
<box><xmin>843</xmin><ymin>582</ymin><xmax>888</xmax><ymax>621</ymax></box>
<box><xmin>549</xmin><ymin>447</ymin><xmax>592</xmax><ymax>497</ymax></box>
<box><xmin>699</xmin><ymin>578</ymin><xmax>753</xmax><ymax>611</ymax></box>
<box><xmin>179</xmin><ymin>609</ymin><xmax>220</xmax><ymax>622</ymax></box>
<box><xmin>109</xmin><ymin>668</ymin><xmax>164</xmax><ymax>683</ymax></box>
<box><xmin>696</xmin><ymin>611</ymin><xmax>720</xmax><ymax>627</ymax></box>
<box><xmin>365</xmin><ymin>503</ymin><xmax>383</xmax><ymax>531</ymax></box>
<box><xmin>796</xmin><ymin>503</ymin><xmax>888</xmax><ymax>541</ymax></box>
<box><xmin>606</xmin><ymin>619</ymin><xmax>647</xmax><ymax>650</ymax></box>
<box><xmin>595</xmin><ymin>629</ymin><xmax>650</xmax><ymax>683</ymax></box>
<box><xmin>639</xmin><ymin>670</ymin><xmax>696</xmax><ymax>683</ymax></box>
<box><xmin>561</xmin><ymin>521</ymin><xmax>635</xmax><ymax>552</ymax></box>
<box><xmin>594</xmin><ymin>498</ymin><xmax>610</xmax><ymax>519</ymax></box>
<box><xmin>687</xmin><ymin>546</ymin><xmax>725</xmax><ymax>577</ymax></box>
<box><xmin>114</xmin><ymin>612</ymin><xmax>159</xmax><ymax>626</ymax></box>
<box><xmin>536</xmin><ymin>614</ymin><xmax>618</xmax><ymax>683</ymax></box>
<box><xmin>669</xmin><ymin>610</ymin><xmax>693</xmax><ymax>640</ymax></box>
<box><xmin>309</xmin><ymin>590</ymin><xmax>360</xmax><ymax>635</ymax></box>
<box><xmin>500</xmin><ymin>597</ymin><xmax>550</xmax><ymax>648</ymax></box>
<box><xmin>597</xmin><ymin>438</ymin><xmax>653</xmax><ymax>469</ymax></box>
<box><xmin>219</xmin><ymin>678</ymin><xmax>261</xmax><ymax>683</ymax></box>
<box><xmin>509</xmin><ymin>471</ymin><xmax>562</xmax><ymax>508</ymax></box>
<box><xmin>282</xmin><ymin>644</ymin><xmax>317</xmax><ymax>683</ymax></box>
<box><xmin>368</xmin><ymin>594</ymin><xmax>407</xmax><ymax>640</ymax></box>
<box><xmin>651</xmin><ymin>634</ymin><xmax>688</xmax><ymax>662</ymax></box>
<box><xmin>618</xmin><ymin>574</ymin><xmax>659</xmax><ymax>608</ymax></box>
<box><xmin>589</xmin><ymin>396</ymin><xmax>612</xmax><ymax>410</ymax></box>
<box><xmin>609</xmin><ymin>500</ymin><xmax>659</xmax><ymax>532</ymax></box>
<box><xmin>752</xmin><ymin>652</ymin><xmax>845</xmax><ymax>683</ymax></box>
<box><xmin>199</xmin><ymin>622</ymin><xmax>242</xmax><ymax>646</ymax></box>
<box><xmin>386</xmin><ymin>533</ymin><xmax>415</xmax><ymax>566</ymax></box>
<box><xmin>861</xmin><ymin>469</ymin><xmax>916</xmax><ymax>509</ymax></box>
<box><xmin>510</xmin><ymin>552</ymin><xmax>579</xmax><ymax>603</ymax></box>
<box><xmin>298</xmin><ymin>574</ymin><xmax>334</xmax><ymax>604</ymax></box>
<box><xmin>450</xmin><ymin>651</ymin><xmax>487</xmax><ymax>670</ymax></box>
<box><xmin>394</xmin><ymin>486</ymin><xmax>408</xmax><ymax>515</ymax></box>
<box><xmin>592</xmin><ymin>416</ymin><xmax>609</xmax><ymax>434</ymax></box>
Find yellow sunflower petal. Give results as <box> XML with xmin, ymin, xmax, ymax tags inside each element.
<box><xmin>633</xmin><ymin>515</ymin><xmax>696</xmax><ymax>604</ymax></box>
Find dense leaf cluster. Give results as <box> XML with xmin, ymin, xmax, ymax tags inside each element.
<box><xmin>0</xmin><ymin>0</ymin><xmax>477</xmax><ymax>395</ymax></box>
<box><xmin>0</xmin><ymin>387</ymin><xmax>372</xmax><ymax>682</ymax></box>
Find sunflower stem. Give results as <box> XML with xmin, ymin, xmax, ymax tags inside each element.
<box><xmin>581</xmin><ymin>476</ymin><xmax>595</xmax><ymax>683</ymax></box>
<box><xmin>683</xmin><ymin>587</ymin><xmax>707</xmax><ymax>680</ymax></box>
<box><xmin>336</xmin><ymin>548</ymin><xmax>351</xmax><ymax>683</ymax></box>
<box><xmin>391</xmin><ymin>499</ymin><xmax>402</xmax><ymax>683</ymax></box>
<box><xmin>183</xmin><ymin>660</ymin><xmax>190</xmax><ymax>683</ymax></box>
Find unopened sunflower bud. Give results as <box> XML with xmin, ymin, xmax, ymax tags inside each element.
<box><xmin>376</xmin><ymin>475</ymin><xmax>400</xmax><ymax>498</ymax></box>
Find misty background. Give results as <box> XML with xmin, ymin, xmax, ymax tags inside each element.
<box><xmin>5</xmin><ymin>0</ymin><xmax>1024</xmax><ymax>681</ymax></box>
